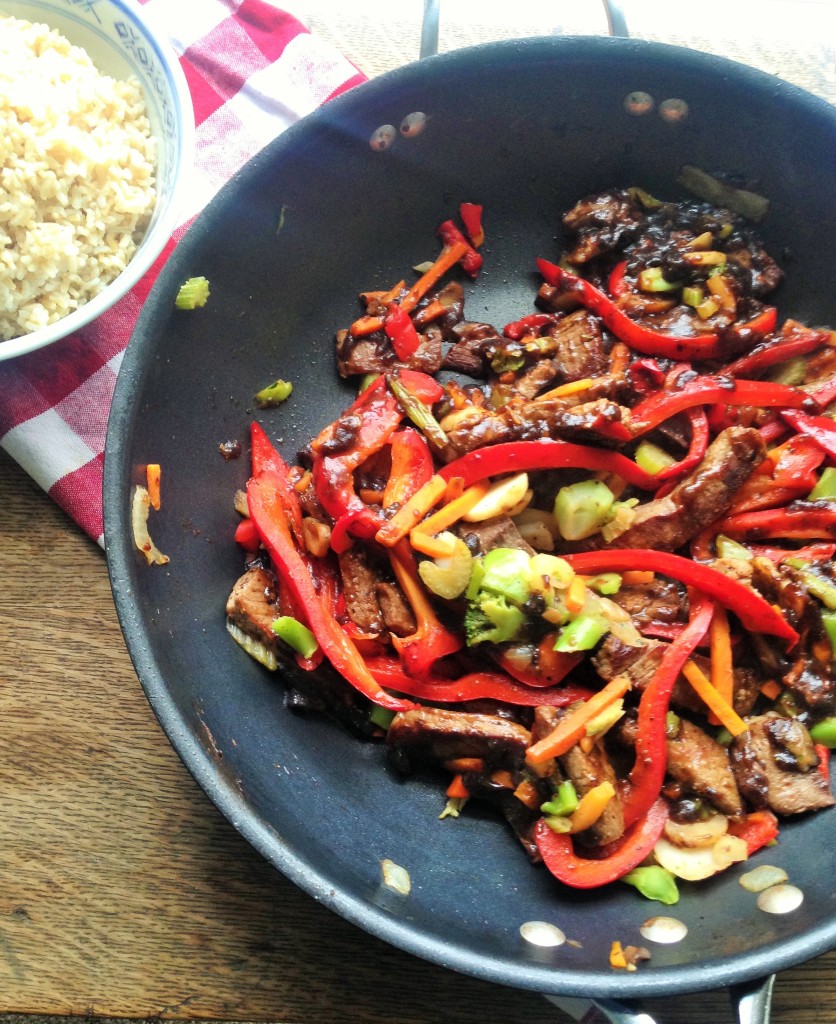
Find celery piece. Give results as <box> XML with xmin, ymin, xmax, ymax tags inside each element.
<box><xmin>387</xmin><ymin>376</ymin><xmax>448</xmax><ymax>450</ymax></box>
<box><xmin>544</xmin><ymin>815</ymin><xmax>573</xmax><ymax>834</ymax></box>
<box><xmin>784</xmin><ymin>563</ymin><xmax>836</xmax><ymax>610</ymax></box>
<box><xmin>254</xmin><ymin>379</ymin><xmax>293</xmax><ymax>408</ymax></box>
<box><xmin>638</xmin><ymin>267</ymin><xmax>681</xmax><ymax>293</ymax></box>
<box><xmin>480</xmin><ymin>547</ymin><xmax>532</xmax><ymax>606</ymax></box>
<box><xmin>665</xmin><ymin>711</ymin><xmax>681</xmax><ymax>739</ymax></box>
<box><xmin>810</xmin><ymin>716</ymin><xmax>836</xmax><ymax>748</ymax></box>
<box><xmin>554</xmin><ymin>612</ymin><xmax>609</xmax><ymax>653</ymax></box>
<box><xmin>586</xmin><ymin>572</ymin><xmax>622</xmax><ymax>596</ymax></box>
<box><xmin>370</xmin><ymin>706</ymin><xmax>396</xmax><ymax>730</ymax></box>
<box><xmin>767</xmin><ymin>355</ymin><xmax>807</xmax><ymax>388</ymax></box>
<box><xmin>677</xmin><ymin>165</ymin><xmax>769</xmax><ymax>222</ymax></box>
<box><xmin>586</xmin><ymin>699</ymin><xmax>625</xmax><ymax>737</ymax></box>
<box><xmin>541</xmin><ymin>780</ymin><xmax>579</xmax><ymax>818</ymax></box>
<box><xmin>175</xmin><ymin>276</ymin><xmax>210</xmax><ymax>309</ymax></box>
<box><xmin>635</xmin><ymin>441</ymin><xmax>676</xmax><ymax>476</ymax></box>
<box><xmin>809</xmin><ymin>466</ymin><xmax>836</xmax><ymax>501</ymax></box>
<box><xmin>358</xmin><ymin>373</ymin><xmax>381</xmax><ymax>395</ymax></box>
<box><xmin>682</xmin><ymin>285</ymin><xmax>704</xmax><ymax>308</ymax></box>
<box><xmin>554</xmin><ymin>479</ymin><xmax>615</xmax><ymax>542</ymax></box>
<box><xmin>821</xmin><ymin>611</ymin><xmax>836</xmax><ymax>660</ymax></box>
<box><xmin>272</xmin><ymin>615</ymin><xmax>318</xmax><ymax>659</ymax></box>
<box><xmin>715</xmin><ymin>534</ymin><xmax>754</xmax><ymax>561</ymax></box>
<box><xmin>623</xmin><ymin>865</ymin><xmax>680</xmax><ymax>905</ymax></box>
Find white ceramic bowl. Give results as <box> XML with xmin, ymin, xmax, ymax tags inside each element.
<box><xmin>0</xmin><ymin>0</ymin><xmax>194</xmax><ymax>360</ymax></box>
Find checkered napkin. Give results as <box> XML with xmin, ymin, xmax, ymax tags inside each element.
<box><xmin>0</xmin><ymin>0</ymin><xmax>365</xmax><ymax>545</ymax></box>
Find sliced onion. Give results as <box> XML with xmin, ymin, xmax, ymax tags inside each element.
<box><xmin>711</xmin><ymin>834</ymin><xmax>748</xmax><ymax>870</ymax></box>
<box><xmin>664</xmin><ymin>814</ymin><xmax>728</xmax><ymax>849</ymax></box>
<box><xmin>757</xmin><ymin>883</ymin><xmax>804</xmax><ymax>915</ymax></box>
<box><xmin>226</xmin><ymin>619</ymin><xmax>278</xmax><ymax>671</ymax></box>
<box><xmin>739</xmin><ymin>865</ymin><xmax>789</xmax><ymax>893</ymax></box>
<box><xmin>380</xmin><ymin>859</ymin><xmax>411</xmax><ymax>895</ymax></box>
<box><xmin>653</xmin><ymin>837</ymin><xmax>720</xmax><ymax>881</ymax></box>
<box><xmin>520</xmin><ymin>921</ymin><xmax>566</xmax><ymax>947</ymax></box>
<box><xmin>640</xmin><ymin>916</ymin><xmax>688</xmax><ymax>945</ymax></box>
<box><xmin>131</xmin><ymin>484</ymin><xmax>169</xmax><ymax>566</ymax></box>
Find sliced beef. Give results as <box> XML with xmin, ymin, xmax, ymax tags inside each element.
<box><xmin>593</xmin><ymin>633</ymin><xmax>703</xmax><ymax>716</ymax></box>
<box><xmin>726</xmin><ymin>244</ymin><xmax>783</xmax><ymax>297</ymax></box>
<box><xmin>337</xmin><ymin>547</ymin><xmax>384</xmax><ymax>635</ymax></box>
<box><xmin>749</xmin><ymin>557</ymin><xmax>835</xmax><ymax>714</ymax></box>
<box><xmin>562</xmin><ymin>189</ymin><xmax>645</xmax><ymax>263</ymax></box>
<box><xmin>547</xmin><ymin>309</ymin><xmax>608</xmax><ymax>382</ymax></box>
<box><xmin>513</xmin><ymin>359</ymin><xmax>562</xmax><ymax>400</ymax></box>
<box><xmin>610</xmin><ymin>578</ymin><xmax>688</xmax><ymax>627</ymax></box>
<box><xmin>335</xmin><ymin>323</ymin><xmax>443</xmax><ymax>378</ymax></box>
<box><xmin>375</xmin><ymin>581</ymin><xmax>416</xmax><ymax>637</ymax></box>
<box><xmin>665</xmin><ymin>719</ymin><xmax>744</xmax><ymax>818</ymax></box>
<box><xmin>226</xmin><ymin>565</ymin><xmax>281</xmax><ymax>652</ymax></box>
<box><xmin>603</xmin><ymin>426</ymin><xmax>764</xmax><ymax>550</ymax></box>
<box><xmin>387</xmin><ymin>707</ymin><xmax>531</xmax><ymax>773</ymax></box>
<box><xmin>730</xmin><ymin>713</ymin><xmax>834</xmax><ymax>815</ymax></box>
<box><xmin>457</xmin><ymin>516</ymin><xmax>535</xmax><ymax>556</ymax></box>
<box><xmin>442</xmin><ymin>321</ymin><xmax>503</xmax><ymax>377</ymax></box>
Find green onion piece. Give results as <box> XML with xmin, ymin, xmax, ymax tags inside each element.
<box><xmin>175</xmin><ymin>276</ymin><xmax>210</xmax><ymax>309</ymax></box>
<box><xmin>784</xmin><ymin>562</ymin><xmax>836</xmax><ymax>610</ymax></box>
<box><xmin>715</xmin><ymin>534</ymin><xmax>754</xmax><ymax>560</ymax></box>
<box><xmin>439</xmin><ymin>797</ymin><xmax>467</xmax><ymax>819</ymax></box>
<box><xmin>638</xmin><ymin>267</ymin><xmax>681</xmax><ymax>293</ymax></box>
<box><xmin>226</xmin><ymin>619</ymin><xmax>278</xmax><ymax>671</ymax></box>
<box><xmin>554</xmin><ymin>479</ymin><xmax>615</xmax><ymax>542</ymax></box>
<box><xmin>774</xmin><ymin>690</ymin><xmax>800</xmax><ymax>718</ymax></box>
<box><xmin>541</xmin><ymin>780</ymin><xmax>579</xmax><ymax>818</ymax></box>
<box><xmin>370</xmin><ymin>705</ymin><xmax>396</xmax><ymax>730</ymax></box>
<box><xmin>586</xmin><ymin>572</ymin><xmax>622</xmax><ymax>596</ymax></box>
<box><xmin>809</xmin><ymin>466</ymin><xmax>836</xmax><ymax>501</ymax></box>
<box><xmin>272</xmin><ymin>615</ymin><xmax>318</xmax><ymax>659</ymax></box>
<box><xmin>635</xmin><ymin>440</ymin><xmax>676</xmax><ymax>475</ymax></box>
<box><xmin>544</xmin><ymin>815</ymin><xmax>573</xmax><ymax>834</ymax></box>
<box><xmin>554</xmin><ymin>611</ymin><xmax>609</xmax><ymax>653</ymax></box>
<box><xmin>682</xmin><ymin>285</ymin><xmax>704</xmax><ymax>308</ymax></box>
<box><xmin>810</xmin><ymin>716</ymin><xmax>836</xmax><ymax>748</ymax></box>
<box><xmin>714</xmin><ymin>726</ymin><xmax>734</xmax><ymax>746</ymax></box>
<box><xmin>821</xmin><ymin>611</ymin><xmax>836</xmax><ymax>661</ymax></box>
<box><xmin>491</xmin><ymin>349</ymin><xmax>526</xmax><ymax>373</ymax></box>
<box><xmin>479</xmin><ymin>547</ymin><xmax>532</xmax><ymax>606</ymax></box>
<box><xmin>358</xmin><ymin>373</ymin><xmax>381</xmax><ymax>395</ymax></box>
<box><xmin>387</xmin><ymin>376</ymin><xmax>448</xmax><ymax>450</ymax></box>
<box><xmin>254</xmin><ymin>379</ymin><xmax>293</xmax><ymax>408</ymax></box>
<box><xmin>677</xmin><ymin>165</ymin><xmax>769</xmax><ymax>222</ymax></box>
<box><xmin>623</xmin><ymin>865</ymin><xmax>680</xmax><ymax>905</ymax></box>
<box><xmin>665</xmin><ymin>711</ymin><xmax>681</xmax><ymax>738</ymax></box>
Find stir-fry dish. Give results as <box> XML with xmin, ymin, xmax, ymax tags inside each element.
<box><xmin>226</xmin><ymin>186</ymin><xmax>836</xmax><ymax>902</ymax></box>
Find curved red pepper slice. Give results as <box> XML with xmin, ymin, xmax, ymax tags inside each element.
<box><xmin>366</xmin><ymin>657</ymin><xmax>594</xmax><ymax>707</ymax></box>
<box><xmin>563</xmin><ymin>549</ymin><xmax>798</xmax><ymax>647</ymax></box>
<box><xmin>537</xmin><ymin>259</ymin><xmax>777</xmax><ymax>361</ymax></box>
<box><xmin>251</xmin><ymin>422</ymin><xmax>305</xmax><ymax>546</ymax></box>
<box><xmin>627</xmin><ymin>375</ymin><xmax>816</xmax><ymax>437</ymax></box>
<box><xmin>653</xmin><ymin>407</ymin><xmax>710</xmax><ymax>486</ymax></box>
<box><xmin>621</xmin><ymin>594</ymin><xmax>714</xmax><ymax>827</ymax></box>
<box><xmin>247</xmin><ymin>471</ymin><xmax>416</xmax><ymax>713</ymax></box>
<box><xmin>383</xmin><ymin>429</ymin><xmax>434</xmax><ymax>509</ymax></box>
<box><xmin>534</xmin><ymin>798</ymin><xmax>669</xmax><ymax>889</ymax></box>
<box><xmin>384</xmin><ymin>302</ymin><xmax>421</xmax><ymax>359</ymax></box>
<box><xmin>723</xmin><ymin>327</ymin><xmax>830</xmax><ymax>378</ymax></box>
<box><xmin>781</xmin><ymin>409</ymin><xmax>836</xmax><ymax>461</ymax></box>
<box><xmin>438</xmin><ymin>439</ymin><xmax>661</xmax><ymax>491</ymax></box>
<box><xmin>728</xmin><ymin>810</ymin><xmax>779</xmax><ymax>856</ymax></box>
<box><xmin>718</xmin><ymin>502</ymin><xmax>836</xmax><ymax>543</ymax></box>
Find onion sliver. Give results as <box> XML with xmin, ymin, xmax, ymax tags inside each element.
<box><xmin>739</xmin><ymin>865</ymin><xmax>789</xmax><ymax>893</ymax></box>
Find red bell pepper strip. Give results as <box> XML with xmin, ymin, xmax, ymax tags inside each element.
<box><xmin>628</xmin><ymin>357</ymin><xmax>667</xmax><ymax>394</ymax></box>
<box><xmin>627</xmin><ymin>375</ymin><xmax>816</xmax><ymax>437</ymax></box>
<box><xmin>608</xmin><ymin>259</ymin><xmax>629</xmax><ymax>298</ymax></box>
<box><xmin>722</xmin><ymin>327</ymin><xmax>830</xmax><ymax>378</ymax></box>
<box><xmin>251</xmin><ymin>422</ymin><xmax>305</xmax><ymax>546</ymax></box>
<box><xmin>383</xmin><ymin>429</ymin><xmax>434</xmax><ymax>509</ymax></box>
<box><xmin>727</xmin><ymin>810</ymin><xmax>779</xmax><ymax>856</ymax></box>
<box><xmin>503</xmin><ymin>312</ymin><xmax>559</xmax><ymax>341</ymax></box>
<box><xmin>653</xmin><ymin>407</ymin><xmax>710</xmax><ymax>483</ymax></box>
<box><xmin>537</xmin><ymin>259</ymin><xmax>778</xmax><ymax>361</ymax></box>
<box><xmin>816</xmin><ymin>744</ymin><xmax>831</xmax><ymax>785</ymax></box>
<box><xmin>534</xmin><ymin>798</ymin><xmax>669</xmax><ymax>889</ymax></box>
<box><xmin>496</xmin><ymin>649</ymin><xmax>583</xmax><ymax>689</ymax></box>
<box><xmin>621</xmin><ymin>594</ymin><xmax>715</xmax><ymax>827</ymax></box>
<box><xmin>806</xmin><ymin>375</ymin><xmax>836</xmax><ymax>408</ymax></box>
<box><xmin>781</xmin><ymin>409</ymin><xmax>836</xmax><ymax>462</ymax></box>
<box><xmin>563</xmin><ymin>549</ymin><xmax>798</xmax><ymax>646</ymax></box>
<box><xmin>366</xmin><ymin>657</ymin><xmax>594</xmax><ymax>707</ymax></box>
<box><xmin>234</xmin><ymin>517</ymin><xmax>261</xmax><ymax>553</ymax></box>
<box><xmin>770</xmin><ymin>434</ymin><xmax>827</xmax><ymax>488</ymax></box>
<box><xmin>459</xmin><ymin>202</ymin><xmax>485</xmax><ymax>247</ymax></box>
<box><xmin>312</xmin><ymin>458</ymin><xmax>385</xmax><ymax>546</ymax></box>
<box><xmin>717</xmin><ymin>502</ymin><xmax>836</xmax><ymax>543</ymax></box>
<box><xmin>438</xmin><ymin>219</ymin><xmax>482</xmax><ymax>277</ymax></box>
<box><xmin>747</xmin><ymin>542</ymin><xmax>836</xmax><ymax>564</ymax></box>
<box><xmin>384</xmin><ymin>302</ymin><xmax>421</xmax><ymax>359</ymax></box>
<box><xmin>388</xmin><ymin>540</ymin><xmax>463</xmax><ymax>677</ymax></box>
<box><xmin>438</xmin><ymin>439</ymin><xmax>661</xmax><ymax>491</ymax></box>
<box><xmin>247</xmin><ymin>471</ymin><xmax>416</xmax><ymax>712</ymax></box>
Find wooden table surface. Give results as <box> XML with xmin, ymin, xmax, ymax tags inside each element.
<box><xmin>2</xmin><ymin>5</ymin><xmax>836</xmax><ymax>1024</ymax></box>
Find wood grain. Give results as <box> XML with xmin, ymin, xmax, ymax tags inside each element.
<box><xmin>0</xmin><ymin>450</ymin><xmax>834</xmax><ymax>1024</ymax></box>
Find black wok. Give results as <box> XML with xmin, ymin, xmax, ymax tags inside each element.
<box><xmin>103</xmin><ymin>34</ymin><xmax>836</xmax><ymax>1018</ymax></box>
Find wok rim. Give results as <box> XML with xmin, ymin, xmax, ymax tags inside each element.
<box><xmin>104</xmin><ymin>33</ymin><xmax>836</xmax><ymax>1000</ymax></box>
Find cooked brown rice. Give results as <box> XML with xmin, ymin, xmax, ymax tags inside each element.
<box><xmin>0</xmin><ymin>15</ymin><xmax>157</xmax><ymax>341</ymax></box>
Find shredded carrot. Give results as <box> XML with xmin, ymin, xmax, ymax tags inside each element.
<box><xmin>579</xmin><ymin>735</ymin><xmax>595</xmax><ymax>754</ymax></box>
<box><xmin>706</xmin><ymin>274</ymin><xmax>737</xmax><ymax>313</ymax></box>
<box><xmin>621</xmin><ymin>570</ymin><xmax>655</xmax><ymax>586</ymax></box>
<box><xmin>537</xmin><ymin>377</ymin><xmax>596</xmax><ymax>402</ymax></box>
<box><xmin>349</xmin><ymin>242</ymin><xmax>468</xmax><ymax>336</ymax></box>
<box><xmin>569</xmin><ymin>781</ymin><xmax>615</xmax><ymax>833</ymax></box>
<box><xmin>376</xmin><ymin>474</ymin><xmax>447</xmax><ymax>547</ymax></box>
<box><xmin>708</xmin><ymin>605</ymin><xmax>734</xmax><ymax>727</ymax></box>
<box><xmin>609</xmin><ymin>342</ymin><xmax>631</xmax><ymax>376</ymax></box>
<box><xmin>760</xmin><ymin>679</ymin><xmax>782</xmax><ymax>701</ymax></box>
<box><xmin>410</xmin><ymin>532</ymin><xmax>458</xmax><ymax>558</ymax></box>
<box><xmin>490</xmin><ymin>769</ymin><xmax>516</xmax><ymax>790</ymax></box>
<box><xmin>526</xmin><ymin>675</ymin><xmax>632</xmax><ymax>765</ymax></box>
<box><xmin>444</xmin><ymin>475</ymin><xmax>465</xmax><ymax>502</ymax></box>
<box><xmin>682</xmin><ymin>659</ymin><xmax>748</xmax><ymax>736</ymax></box>
<box><xmin>413</xmin><ymin>298</ymin><xmax>447</xmax><ymax>326</ymax></box>
<box><xmin>565</xmin><ymin>576</ymin><xmax>587</xmax><ymax>616</ymax></box>
<box><xmin>360</xmin><ymin>279</ymin><xmax>406</xmax><ymax>306</ymax></box>
<box><xmin>409</xmin><ymin>480</ymin><xmax>489</xmax><ymax>552</ymax></box>
<box><xmin>444</xmin><ymin>757</ymin><xmax>485</xmax><ymax>773</ymax></box>
<box><xmin>146</xmin><ymin>463</ymin><xmax>161</xmax><ymax>511</ymax></box>
<box><xmin>446</xmin><ymin>774</ymin><xmax>470</xmax><ymax>799</ymax></box>
<box><xmin>609</xmin><ymin>941</ymin><xmax>628</xmax><ymax>970</ymax></box>
<box><xmin>513</xmin><ymin>779</ymin><xmax>542</xmax><ymax>810</ymax></box>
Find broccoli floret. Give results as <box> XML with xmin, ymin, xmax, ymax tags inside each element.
<box><xmin>464</xmin><ymin>596</ymin><xmax>525</xmax><ymax>646</ymax></box>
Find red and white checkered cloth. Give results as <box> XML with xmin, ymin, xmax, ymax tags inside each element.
<box><xmin>0</xmin><ymin>0</ymin><xmax>366</xmax><ymax>545</ymax></box>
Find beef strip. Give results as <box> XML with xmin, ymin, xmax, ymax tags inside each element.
<box><xmin>375</xmin><ymin>581</ymin><xmax>417</xmax><ymax>637</ymax></box>
<box><xmin>749</xmin><ymin>557</ymin><xmax>835</xmax><ymax>714</ymax></box>
<box><xmin>226</xmin><ymin>565</ymin><xmax>281</xmax><ymax>653</ymax></box>
<box><xmin>610</xmin><ymin>578</ymin><xmax>688</xmax><ymax>627</ymax></box>
<box><xmin>387</xmin><ymin>707</ymin><xmax>531</xmax><ymax>773</ymax></box>
<box><xmin>562</xmin><ymin>189</ymin><xmax>645</xmax><ymax>263</ymax></box>
<box><xmin>457</xmin><ymin>516</ymin><xmax>535</xmax><ymax>556</ymax></box>
<box><xmin>513</xmin><ymin>359</ymin><xmax>562</xmax><ymax>400</ymax></box>
<box><xmin>442</xmin><ymin>321</ymin><xmax>503</xmax><ymax>377</ymax></box>
<box><xmin>337</xmin><ymin>547</ymin><xmax>384</xmax><ymax>635</ymax></box>
<box><xmin>603</xmin><ymin>426</ymin><xmax>764</xmax><ymax>550</ymax></box>
<box><xmin>335</xmin><ymin>323</ymin><xmax>443</xmax><ymax>378</ymax></box>
<box><xmin>730</xmin><ymin>713</ymin><xmax>834</xmax><ymax>815</ymax></box>
<box><xmin>547</xmin><ymin>309</ymin><xmax>608</xmax><ymax>382</ymax></box>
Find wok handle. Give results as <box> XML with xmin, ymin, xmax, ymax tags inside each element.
<box><xmin>730</xmin><ymin>974</ymin><xmax>775</xmax><ymax>1024</ymax></box>
<box><xmin>419</xmin><ymin>0</ymin><xmax>631</xmax><ymax>58</ymax></box>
